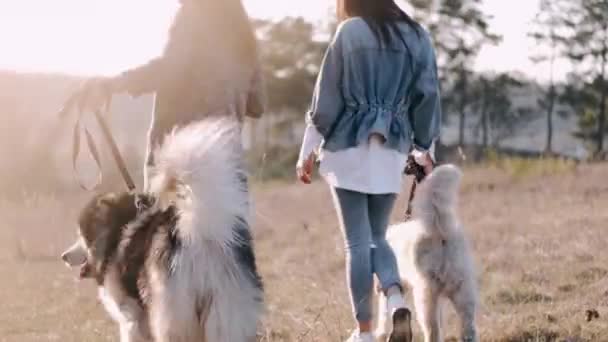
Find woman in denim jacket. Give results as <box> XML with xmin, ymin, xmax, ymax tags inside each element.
<box><xmin>297</xmin><ymin>1</ymin><xmax>441</xmax><ymax>341</ymax></box>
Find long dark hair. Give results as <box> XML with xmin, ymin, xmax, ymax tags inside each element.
<box><xmin>179</xmin><ymin>0</ymin><xmax>259</xmax><ymax>65</ymax></box>
<box><xmin>337</xmin><ymin>0</ymin><xmax>420</xmax><ymax>47</ymax></box>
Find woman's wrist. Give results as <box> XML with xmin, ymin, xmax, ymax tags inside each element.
<box><xmin>108</xmin><ymin>74</ymin><xmax>128</xmax><ymax>94</ymax></box>
<box><xmin>411</xmin><ymin>149</ymin><xmax>432</xmax><ymax>166</ymax></box>
<box><xmin>298</xmin><ymin>125</ymin><xmax>323</xmax><ymax>168</ymax></box>
<box><xmin>297</xmin><ymin>152</ymin><xmax>315</xmax><ymax>168</ymax></box>
<box><xmin>412</xmin><ymin>141</ymin><xmax>436</xmax><ymax>164</ymax></box>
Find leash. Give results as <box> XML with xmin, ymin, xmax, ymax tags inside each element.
<box><xmin>59</xmin><ymin>90</ymin><xmax>136</xmax><ymax>192</ymax></box>
<box><xmin>403</xmin><ymin>154</ymin><xmax>432</xmax><ymax>221</ymax></box>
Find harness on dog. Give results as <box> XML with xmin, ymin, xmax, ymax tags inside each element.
<box><xmin>403</xmin><ymin>154</ymin><xmax>433</xmax><ymax>221</ymax></box>
<box><xmin>59</xmin><ymin>90</ymin><xmax>136</xmax><ymax>192</ymax></box>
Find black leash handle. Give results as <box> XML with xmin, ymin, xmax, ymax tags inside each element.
<box><xmin>72</xmin><ymin>111</ymin><xmax>103</xmax><ymax>191</ymax></box>
<box><xmin>404</xmin><ymin>180</ymin><xmax>417</xmax><ymax>221</ymax></box>
<box><xmin>403</xmin><ymin>154</ymin><xmax>434</xmax><ymax>221</ymax></box>
<box><xmin>92</xmin><ymin>107</ymin><xmax>136</xmax><ymax>191</ymax></box>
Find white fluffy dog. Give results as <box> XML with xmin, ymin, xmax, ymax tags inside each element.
<box><xmin>375</xmin><ymin>165</ymin><xmax>478</xmax><ymax>342</ymax></box>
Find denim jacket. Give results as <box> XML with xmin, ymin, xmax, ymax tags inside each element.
<box><xmin>306</xmin><ymin>17</ymin><xmax>441</xmax><ymax>153</ymax></box>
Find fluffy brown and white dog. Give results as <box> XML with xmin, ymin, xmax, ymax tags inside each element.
<box><xmin>61</xmin><ymin>120</ymin><xmax>263</xmax><ymax>342</ymax></box>
<box><xmin>374</xmin><ymin>165</ymin><xmax>478</xmax><ymax>342</ymax></box>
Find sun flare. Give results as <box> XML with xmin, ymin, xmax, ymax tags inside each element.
<box><xmin>0</xmin><ymin>0</ymin><xmax>558</xmax><ymax>81</ymax></box>
<box><xmin>0</xmin><ymin>0</ymin><xmax>329</xmax><ymax>76</ymax></box>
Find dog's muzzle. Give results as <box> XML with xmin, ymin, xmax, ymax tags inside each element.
<box><xmin>61</xmin><ymin>241</ymin><xmax>87</xmax><ymax>267</ymax></box>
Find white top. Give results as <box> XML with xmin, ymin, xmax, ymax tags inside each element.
<box><xmin>298</xmin><ymin>125</ymin><xmax>418</xmax><ymax>195</ymax></box>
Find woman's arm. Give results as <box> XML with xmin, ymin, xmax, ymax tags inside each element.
<box><xmin>297</xmin><ymin>23</ymin><xmax>349</xmax><ymax>183</ymax></box>
<box><xmin>296</xmin><ymin>124</ymin><xmax>324</xmax><ymax>184</ymax></box>
<box><xmin>111</xmin><ymin>6</ymin><xmax>192</xmax><ymax>97</ymax></box>
<box><xmin>408</xmin><ymin>36</ymin><xmax>441</xmax><ymax>156</ymax></box>
<box><xmin>112</xmin><ymin>58</ymin><xmax>166</xmax><ymax>97</ymax></box>
<box><xmin>297</xmin><ymin>124</ymin><xmax>324</xmax><ymax>167</ymax></box>
<box><xmin>306</xmin><ymin>23</ymin><xmax>347</xmax><ymax>138</ymax></box>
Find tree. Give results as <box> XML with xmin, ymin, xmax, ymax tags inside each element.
<box><xmin>253</xmin><ymin>18</ymin><xmax>328</xmax><ymax>146</ymax></box>
<box><xmin>469</xmin><ymin>73</ymin><xmax>534</xmax><ymax>148</ymax></box>
<box><xmin>561</xmin><ymin>73</ymin><xmax>608</xmax><ymax>152</ymax></box>
<box><xmin>255</xmin><ymin>17</ymin><xmax>327</xmax><ymax>115</ymax></box>
<box><xmin>528</xmin><ymin>0</ymin><xmax>570</xmax><ymax>154</ymax></box>
<box><xmin>410</xmin><ymin>0</ymin><xmax>502</xmax><ymax>147</ymax></box>
<box><xmin>559</xmin><ymin>0</ymin><xmax>608</xmax><ymax>157</ymax></box>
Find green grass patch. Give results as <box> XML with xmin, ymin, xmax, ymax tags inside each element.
<box><xmin>483</xmin><ymin>150</ymin><xmax>577</xmax><ymax>179</ymax></box>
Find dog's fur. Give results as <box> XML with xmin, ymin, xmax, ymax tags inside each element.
<box><xmin>374</xmin><ymin>165</ymin><xmax>478</xmax><ymax>342</ymax></box>
<box><xmin>62</xmin><ymin>120</ymin><xmax>263</xmax><ymax>342</ymax></box>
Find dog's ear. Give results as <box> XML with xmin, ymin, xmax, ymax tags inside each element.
<box><xmin>89</xmin><ymin>229</ymin><xmax>113</xmax><ymax>283</ymax></box>
<box><xmin>96</xmin><ymin>193</ymin><xmax>136</xmax><ymax>221</ymax></box>
<box><xmin>97</xmin><ymin>193</ymin><xmax>119</xmax><ymax>208</ymax></box>
<box><xmin>93</xmin><ymin>192</ymin><xmax>139</xmax><ymax>231</ymax></box>
<box><xmin>135</xmin><ymin>194</ymin><xmax>155</xmax><ymax>212</ymax></box>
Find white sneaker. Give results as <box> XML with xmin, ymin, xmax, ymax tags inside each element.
<box><xmin>386</xmin><ymin>294</ymin><xmax>412</xmax><ymax>342</ymax></box>
<box><xmin>345</xmin><ymin>330</ymin><xmax>374</xmax><ymax>342</ymax></box>
<box><xmin>386</xmin><ymin>293</ymin><xmax>407</xmax><ymax>314</ymax></box>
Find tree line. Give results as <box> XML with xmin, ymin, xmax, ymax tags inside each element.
<box><xmin>255</xmin><ymin>0</ymin><xmax>608</xmax><ymax>159</ymax></box>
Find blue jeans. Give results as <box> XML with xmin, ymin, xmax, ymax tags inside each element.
<box><xmin>331</xmin><ymin>187</ymin><xmax>402</xmax><ymax>322</ymax></box>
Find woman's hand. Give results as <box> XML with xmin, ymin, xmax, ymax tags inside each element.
<box><xmin>296</xmin><ymin>153</ymin><xmax>316</xmax><ymax>184</ymax></box>
<box><xmin>75</xmin><ymin>77</ymin><xmax>117</xmax><ymax>112</ymax></box>
<box><xmin>412</xmin><ymin>149</ymin><xmax>434</xmax><ymax>175</ymax></box>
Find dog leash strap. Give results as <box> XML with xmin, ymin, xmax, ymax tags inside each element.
<box><xmin>93</xmin><ymin>106</ymin><xmax>136</xmax><ymax>191</ymax></box>
<box><xmin>68</xmin><ymin>91</ymin><xmax>136</xmax><ymax>192</ymax></box>
<box><xmin>403</xmin><ymin>153</ymin><xmax>436</xmax><ymax>221</ymax></box>
<box><xmin>404</xmin><ymin>180</ymin><xmax>417</xmax><ymax>221</ymax></box>
<box><xmin>72</xmin><ymin>112</ymin><xmax>103</xmax><ymax>191</ymax></box>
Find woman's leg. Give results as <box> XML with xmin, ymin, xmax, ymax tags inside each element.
<box><xmin>369</xmin><ymin>194</ymin><xmax>413</xmax><ymax>341</ymax></box>
<box><xmin>368</xmin><ymin>193</ymin><xmax>400</xmax><ymax>291</ymax></box>
<box><xmin>331</xmin><ymin>188</ymin><xmax>374</xmax><ymax>330</ymax></box>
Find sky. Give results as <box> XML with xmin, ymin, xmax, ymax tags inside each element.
<box><xmin>0</xmin><ymin>0</ymin><xmax>569</xmax><ymax>82</ymax></box>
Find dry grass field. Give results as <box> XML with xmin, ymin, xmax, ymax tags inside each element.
<box><xmin>0</xmin><ymin>160</ymin><xmax>607</xmax><ymax>342</ymax></box>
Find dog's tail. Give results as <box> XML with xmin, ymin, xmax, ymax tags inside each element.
<box><xmin>412</xmin><ymin>164</ymin><xmax>463</xmax><ymax>239</ymax></box>
<box><xmin>148</xmin><ymin>118</ymin><xmax>249</xmax><ymax>249</ymax></box>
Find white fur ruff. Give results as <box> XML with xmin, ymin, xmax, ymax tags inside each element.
<box><xmin>375</xmin><ymin>165</ymin><xmax>478</xmax><ymax>342</ymax></box>
<box><xmin>148</xmin><ymin>119</ymin><xmax>250</xmax><ymax>248</ymax></box>
<box><xmin>140</xmin><ymin>119</ymin><xmax>260</xmax><ymax>341</ymax></box>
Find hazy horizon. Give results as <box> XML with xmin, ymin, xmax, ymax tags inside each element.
<box><xmin>0</xmin><ymin>0</ymin><xmax>571</xmax><ymax>82</ymax></box>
